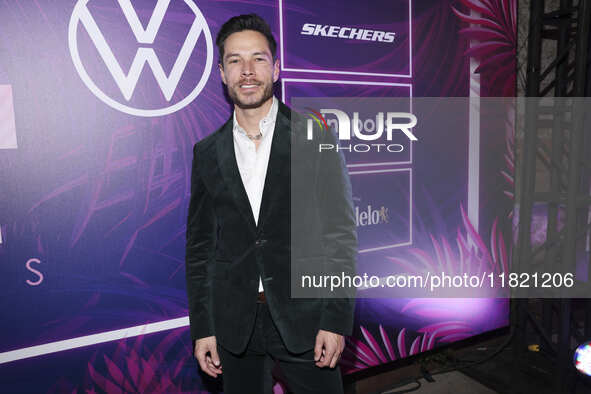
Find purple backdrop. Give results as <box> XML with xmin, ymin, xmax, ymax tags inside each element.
<box><xmin>0</xmin><ymin>0</ymin><xmax>516</xmax><ymax>391</ymax></box>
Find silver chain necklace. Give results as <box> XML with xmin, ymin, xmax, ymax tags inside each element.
<box><xmin>246</xmin><ymin>132</ymin><xmax>263</xmax><ymax>141</ymax></box>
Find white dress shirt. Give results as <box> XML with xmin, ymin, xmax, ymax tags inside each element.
<box><xmin>232</xmin><ymin>96</ymin><xmax>278</xmax><ymax>292</ymax></box>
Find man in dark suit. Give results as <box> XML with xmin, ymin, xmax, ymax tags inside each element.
<box><xmin>185</xmin><ymin>14</ymin><xmax>357</xmax><ymax>393</ymax></box>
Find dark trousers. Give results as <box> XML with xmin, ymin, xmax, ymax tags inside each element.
<box><xmin>217</xmin><ymin>302</ymin><xmax>344</xmax><ymax>394</ymax></box>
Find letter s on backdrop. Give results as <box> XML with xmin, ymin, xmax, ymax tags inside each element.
<box><xmin>301</xmin><ymin>23</ymin><xmax>316</xmax><ymax>35</ymax></box>
<box><xmin>383</xmin><ymin>32</ymin><xmax>396</xmax><ymax>43</ymax></box>
<box><xmin>26</xmin><ymin>258</ymin><xmax>44</xmax><ymax>286</ymax></box>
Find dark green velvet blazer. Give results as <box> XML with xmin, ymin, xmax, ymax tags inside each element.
<box><xmin>185</xmin><ymin>100</ymin><xmax>357</xmax><ymax>354</ymax></box>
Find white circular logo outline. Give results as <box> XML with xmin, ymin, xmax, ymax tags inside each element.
<box><xmin>68</xmin><ymin>0</ymin><xmax>213</xmax><ymax>117</ymax></box>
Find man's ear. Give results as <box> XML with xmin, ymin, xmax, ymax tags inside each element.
<box><xmin>218</xmin><ymin>63</ymin><xmax>227</xmax><ymax>85</ymax></box>
<box><xmin>272</xmin><ymin>58</ymin><xmax>280</xmax><ymax>83</ymax></box>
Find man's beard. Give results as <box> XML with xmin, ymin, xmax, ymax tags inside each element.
<box><xmin>227</xmin><ymin>78</ymin><xmax>274</xmax><ymax>109</ymax></box>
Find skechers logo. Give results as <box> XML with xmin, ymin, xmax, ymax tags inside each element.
<box><xmin>301</xmin><ymin>23</ymin><xmax>395</xmax><ymax>43</ymax></box>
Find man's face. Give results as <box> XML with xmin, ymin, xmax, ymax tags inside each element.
<box><xmin>219</xmin><ymin>30</ymin><xmax>279</xmax><ymax>109</ymax></box>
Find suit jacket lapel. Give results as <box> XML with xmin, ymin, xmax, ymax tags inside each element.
<box><xmin>215</xmin><ymin>101</ymin><xmax>291</xmax><ymax>236</ymax></box>
<box><xmin>256</xmin><ymin>102</ymin><xmax>291</xmax><ymax>234</ymax></box>
<box><xmin>216</xmin><ymin>118</ymin><xmax>258</xmax><ymax>233</ymax></box>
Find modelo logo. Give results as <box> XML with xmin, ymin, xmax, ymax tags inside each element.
<box><xmin>301</xmin><ymin>23</ymin><xmax>395</xmax><ymax>43</ymax></box>
<box><xmin>355</xmin><ymin>205</ymin><xmax>389</xmax><ymax>227</ymax></box>
<box><xmin>68</xmin><ymin>0</ymin><xmax>213</xmax><ymax>117</ymax></box>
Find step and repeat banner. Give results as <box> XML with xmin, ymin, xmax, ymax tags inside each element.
<box><xmin>0</xmin><ymin>0</ymin><xmax>516</xmax><ymax>392</ymax></box>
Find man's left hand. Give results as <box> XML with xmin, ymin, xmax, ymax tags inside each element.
<box><xmin>314</xmin><ymin>329</ymin><xmax>345</xmax><ymax>368</ymax></box>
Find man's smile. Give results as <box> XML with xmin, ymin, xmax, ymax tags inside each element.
<box><xmin>238</xmin><ymin>81</ymin><xmax>262</xmax><ymax>92</ymax></box>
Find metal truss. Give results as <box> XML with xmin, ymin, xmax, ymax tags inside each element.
<box><xmin>513</xmin><ymin>0</ymin><xmax>591</xmax><ymax>393</ymax></box>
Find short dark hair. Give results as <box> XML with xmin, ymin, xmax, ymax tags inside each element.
<box><xmin>216</xmin><ymin>14</ymin><xmax>277</xmax><ymax>65</ymax></box>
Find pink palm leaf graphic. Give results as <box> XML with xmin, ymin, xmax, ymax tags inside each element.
<box><xmin>453</xmin><ymin>0</ymin><xmax>517</xmax><ymax>96</ymax></box>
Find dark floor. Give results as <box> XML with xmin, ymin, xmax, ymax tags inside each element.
<box><xmin>380</xmin><ymin>370</ymin><xmax>498</xmax><ymax>394</ymax></box>
<box><xmin>345</xmin><ymin>329</ymin><xmax>591</xmax><ymax>394</ymax></box>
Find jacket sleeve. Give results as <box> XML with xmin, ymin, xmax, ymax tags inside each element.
<box><xmin>316</xmin><ymin>127</ymin><xmax>358</xmax><ymax>336</ymax></box>
<box><xmin>185</xmin><ymin>142</ymin><xmax>216</xmax><ymax>341</ymax></box>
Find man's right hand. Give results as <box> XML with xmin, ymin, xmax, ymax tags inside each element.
<box><xmin>194</xmin><ymin>336</ymin><xmax>222</xmax><ymax>378</ymax></box>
